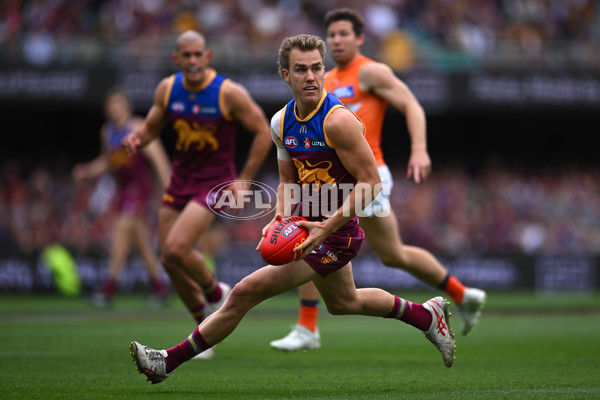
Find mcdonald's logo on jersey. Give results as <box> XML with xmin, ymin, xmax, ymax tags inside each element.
<box><xmin>299</xmin><ymin>125</ymin><xmax>307</xmax><ymax>134</ymax></box>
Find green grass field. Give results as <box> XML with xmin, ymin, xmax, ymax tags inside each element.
<box><xmin>1</xmin><ymin>291</ymin><xmax>599</xmax><ymax>399</ymax></box>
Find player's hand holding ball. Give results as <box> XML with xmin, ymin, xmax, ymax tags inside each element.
<box><xmin>259</xmin><ymin>216</ymin><xmax>309</xmax><ymax>265</ymax></box>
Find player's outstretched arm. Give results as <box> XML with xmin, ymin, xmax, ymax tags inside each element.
<box><xmin>294</xmin><ymin>107</ymin><xmax>381</xmax><ymax>258</ymax></box>
<box><xmin>223</xmin><ymin>81</ymin><xmax>272</xmax><ymax>181</ymax></box>
<box><xmin>72</xmin><ymin>125</ymin><xmax>110</xmax><ymax>183</ymax></box>
<box><xmin>324</xmin><ymin>107</ymin><xmax>381</xmax><ymax>227</ymax></box>
<box><xmin>360</xmin><ymin>62</ymin><xmax>431</xmax><ymax>183</ymax></box>
<box><xmin>122</xmin><ymin>78</ymin><xmax>170</xmax><ymax>155</ymax></box>
<box><xmin>140</xmin><ymin>128</ymin><xmax>172</xmax><ymax>190</ymax></box>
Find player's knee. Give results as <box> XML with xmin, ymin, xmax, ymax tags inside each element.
<box><xmin>228</xmin><ymin>277</ymin><xmax>262</xmax><ymax>305</ymax></box>
<box><xmin>324</xmin><ymin>300</ymin><xmax>352</xmax><ymax>316</ymax></box>
<box><xmin>161</xmin><ymin>241</ymin><xmax>187</xmax><ymax>266</ymax></box>
<box><xmin>378</xmin><ymin>253</ymin><xmax>398</xmax><ymax>267</ymax></box>
<box><xmin>378</xmin><ymin>247</ymin><xmax>409</xmax><ymax>268</ymax></box>
<box><xmin>159</xmin><ymin>254</ymin><xmax>179</xmax><ymax>274</ymax></box>
<box><xmin>228</xmin><ymin>281</ymin><xmax>248</xmax><ymax>302</ymax></box>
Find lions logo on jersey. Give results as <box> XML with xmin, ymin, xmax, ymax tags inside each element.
<box><xmin>174</xmin><ymin>119</ymin><xmax>219</xmax><ymax>152</ymax></box>
<box><xmin>292</xmin><ymin>158</ymin><xmax>336</xmax><ymax>189</ymax></box>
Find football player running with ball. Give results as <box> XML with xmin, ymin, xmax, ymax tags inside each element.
<box><xmin>129</xmin><ymin>34</ymin><xmax>455</xmax><ymax>385</ymax></box>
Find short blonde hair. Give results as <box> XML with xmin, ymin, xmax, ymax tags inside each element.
<box><xmin>277</xmin><ymin>34</ymin><xmax>326</xmax><ymax>78</ymax></box>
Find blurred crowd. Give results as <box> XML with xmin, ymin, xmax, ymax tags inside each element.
<box><xmin>0</xmin><ymin>158</ymin><xmax>162</xmax><ymax>256</ymax></box>
<box><xmin>1</xmin><ymin>157</ymin><xmax>598</xmax><ymax>258</ymax></box>
<box><xmin>1</xmin><ymin>0</ymin><xmax>598</xmax><ymax>70</ymax></box>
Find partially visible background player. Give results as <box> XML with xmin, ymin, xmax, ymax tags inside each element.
<box><xmin>122</xmin><ymin>30</ymin><xmax>272</xmax><ymax>358</ymax></box>
<box><xmin>72</xmin><ymin>88</ymin><xmax>171</xmax><ymax>307</ymax></box>
<box><xmin>270</xmin><ymin>8</ymin><xmax>487</xmax><ymax>352</ymax></box>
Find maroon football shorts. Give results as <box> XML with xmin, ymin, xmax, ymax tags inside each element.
<box><xmin>302</xmin><ymin>217</ymin><xmax>364</xmax><ymax>277</ymax></box>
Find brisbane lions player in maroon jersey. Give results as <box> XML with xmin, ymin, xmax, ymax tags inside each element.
<box><xmin>128</xmin><ymin>35</ymin><xmax>454</xmax><ymax>386</ymax></box>
<box><xmin>73</xmin><ymin>89</ymin><xmax>171</xmax><ymax>307</ymax></box>
<box><xmin>122</xmin><ymin>31</ymin><xmax>272</xmax><ymax>359</ymax></box>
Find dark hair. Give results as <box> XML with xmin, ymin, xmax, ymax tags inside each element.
<box><xmin>104</xmin><ymin>87</ymin><xmax>130</xmax><ymax>105</ymax></box>
<box><xmin>277</xmin><ymin>34</ymin><xmax>326</xmax><ymax>78</ymax></box>
<box><xmin>324</xmin><ymin>8</ymin><xmax>365</xmax><ymax>36</ymax></box>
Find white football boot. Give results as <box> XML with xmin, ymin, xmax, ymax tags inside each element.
<box><xmin>129</xmin><ymin>341</ymin><xmax>170</xmax><ymax>384</ymax></box>
<box><xmin>192</xmin><ymin>346</ymin><xmax>215</xmax><ymax>360</ymax></box>
<box><xmin>457</xmin><ymin>288</ymin><xmax>487</xmax><ymax>336</ymax></box>
<box><xmin>270</xmin><ymin>325</ymin><xmax>321</xmax><ymax>351</ymax></box>
<box><xmin>204</xmin><ymin>282</ymin><xmax>231</xmax><ymax>316</ymax></box>
<box><xmin>423</xmin><ymin>297</ymin><xmax>455</xmax><ymax>367</ymax></box>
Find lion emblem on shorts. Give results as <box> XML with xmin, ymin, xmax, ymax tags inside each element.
<box><xmin>174</xmin><ymin>119</ymin><xmax>219</xmax><ymax>152</ymax></box>
<box><xmin>321</xmin><ymin>255</ymin><xmax>334</xmax><ymax>264</ymax></box>
<box><xmin>293</xmin><ymin>159</ymin><xmax>336</xmax><ymax>189</ymax></box>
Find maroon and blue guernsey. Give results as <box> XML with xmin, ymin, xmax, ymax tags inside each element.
<box><xmin>279</xmin><ymin>90</ymin><xmax>359</xmax><ymax>220</ymax></box>
<box><xmin>274</xmin><ymin>90</ymin><xmax>366</xmax><ymax>275</ymax></box>
<box><xmin>105</xmin><ymin>117</ymin><xmax>152</xmax><ymax>215</ymax></box>
<box><xmin>162</xmin><ymin>69</ymin><xmax>238</xmax><ymax>210</ymax></box>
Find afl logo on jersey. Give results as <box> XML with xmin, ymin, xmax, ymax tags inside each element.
<box><xmin>172</xmin><ymin>102</ymin><xmax>185</xmax><ymax>112</ymax></box>
<box><xmin>284</xmin><ymin>136</ymin><xmax>298</xmax><ymax>148</ymax></box>
<box><xmin>304</xmin><ymin>137</ymin><xmax>311</xmax><ymax>148</ymax></box>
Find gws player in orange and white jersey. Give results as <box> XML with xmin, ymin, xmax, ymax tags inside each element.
<box><xmin>270</xmin><ymin>8</ymin><xmax>486</xmax><ymax>352</ymax></box>
<box><xmin>122</xmin><ymin>31</ymin><xmax>272</xmax><ymax>358</ymax></box>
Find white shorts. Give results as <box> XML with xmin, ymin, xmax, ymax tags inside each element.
<box><xmin>358</xmin><ymin>164</ymin><xmax>393</xmax><ymax>218</ymax></box>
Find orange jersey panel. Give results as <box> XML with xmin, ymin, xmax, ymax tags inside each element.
<box><xmin>324</xmin><ymin>55</ymin><xmax>388</xmax><ymax>166</ymax></box>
